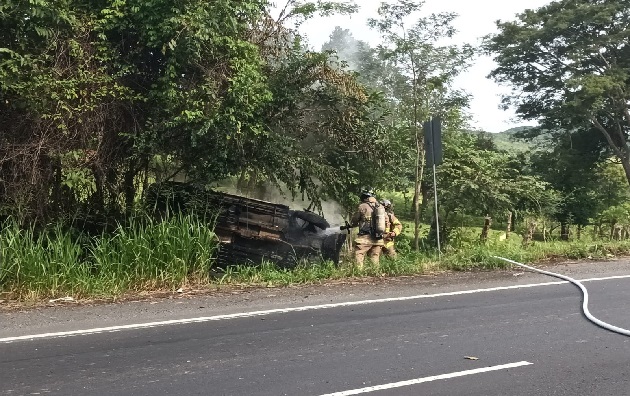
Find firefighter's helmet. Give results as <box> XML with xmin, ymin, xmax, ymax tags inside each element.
<box><xmin>360</xmin><ymin>188</ymin><xmax>375</xmax><ymax>200</ymax></box>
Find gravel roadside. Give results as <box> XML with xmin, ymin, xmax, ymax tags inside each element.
<box><xmin>1</xmin><ymin>258</ymin><xmax>629</xmax><ymax>338</ymax></box>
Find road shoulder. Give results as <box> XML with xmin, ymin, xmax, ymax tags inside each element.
<box><xmin>1</xmin><ymin>258</ymin><xmax>629</xmax><ymax>339</ymax></box>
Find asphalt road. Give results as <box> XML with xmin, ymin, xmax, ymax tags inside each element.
<box><xmin>2</xmin><ymin>260</ymin><xmax>630</xmax><ymax>395</ymax></box>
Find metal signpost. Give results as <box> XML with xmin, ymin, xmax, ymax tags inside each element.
<box><xmin>424</xmin><ymin>117</ymin><xmax>443</xmax><ymax>255</ymax></box>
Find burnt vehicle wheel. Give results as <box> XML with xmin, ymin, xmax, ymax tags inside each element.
<box><xmin>290</xmin><ymin>210</ymin><xmax>330</xmax><ymax>230</ymax></box>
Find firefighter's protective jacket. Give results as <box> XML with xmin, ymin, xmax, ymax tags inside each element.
<box><xmin>351</xmin><ymin>197</ymin><xmax>383</xmax><ymax>246</ymax></box>
<box><xmin>384</xmin><ymin>211</ymin><xmax>402</xmax><ymax>248</ymax></box>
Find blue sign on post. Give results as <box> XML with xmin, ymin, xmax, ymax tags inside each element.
<box><xmin>424</xmin><ymin>117</ymin><xmax>442</xmax><ymax>167</ymax></box>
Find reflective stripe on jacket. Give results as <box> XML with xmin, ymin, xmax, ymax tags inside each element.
<box><xmin>383</xmin><ymin>212</ymin><xmax>402</xmax><ymax>247</ymax></box>
<box><xmin>385</xmin><ymin>212</ymin><xmax>402</xmax><ymax>236</ymax></box>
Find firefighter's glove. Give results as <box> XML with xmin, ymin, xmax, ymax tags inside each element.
<box><xmin>340</xmin><ymin>221</ymin><xmax>353</xmax><ymax>231</ymax></box>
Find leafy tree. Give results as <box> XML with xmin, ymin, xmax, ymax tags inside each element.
<box><xmin>0</xmin><ymin>0</ymin><xmax>375</xmax><ymax>223</ymax></box>
<box><xmin>597</xmin><ymin>202</ymin><xmax>630</xmax><ymax>239</ymax></box>
<box><xmin>1</xmin><ymin>0</ymin><xmax>133</xmax><ymax>220</ymax></box>
<box><xmin>0</xmin><ymin>0</ymin><xmax>272</xmax><ymax>223</ymax></box>
<box><xmin>528</xmin><ymin>129</ymin><xmax>606</xmax><ymax>237</ymax></box>
<box><xmin>367</xmin><ymin>0</ymin><xmax>474</xmax><ymax>250</ymax></box>
<box><xmin>253</xmin><ymin>47</ymin><xmax>391</xmax><ymax>212</ymax></box>
<box><xmin>217</xmin><ymin>1</ymin><xmax>396</xmax><ymax>214</ymax></box>
<box><xmin>320</xmin><ymin>27</ymin><xmax>416</xmax><ymax>201</ymax></box>
<box><xmin>485</xmin><ymin>0</ymin><xmax>630</xmax><ymax>187</ymax></box>
<box><xmin>434</xmin><ymin>131</ymin><xmax>557</xmax><ymax>241</ymax></box>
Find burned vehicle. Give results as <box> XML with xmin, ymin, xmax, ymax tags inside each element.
<box><xmin>145</xmin><ymin>182</ymin><xmax>347</xmax><ymax>268</ymax></box>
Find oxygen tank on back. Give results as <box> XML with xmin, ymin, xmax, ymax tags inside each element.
<box><xmin>371</xmin><ymin>202</ymin><xmax>387</xmax><ymax>239</ymax></box>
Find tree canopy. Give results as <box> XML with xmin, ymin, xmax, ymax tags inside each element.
<box><xmin>485</xmin><ymin>0</ymin><xmax>630</xmax><ymax>186</ymax></box>
<box><xmin>3</xmin><ymin>0</ymin><xmax>627</xmax><ymax>249</ymax></box>
<box><xmin>0</xmin><ymin>0</ymin><xmax>383</xmax><ymax>221</ymax></box>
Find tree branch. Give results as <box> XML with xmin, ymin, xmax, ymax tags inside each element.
<box><xmin>591</xmin><ymin>116</ymin><xmax>626</xmax><ymax>160</ymax></box>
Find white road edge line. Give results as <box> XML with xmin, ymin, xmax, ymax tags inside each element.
<box><xmin>318</xmin><ymin>361</ymin><xmax>533</xmax><ymax>396</ymax></box>
<box><xmin>2</xmin><ymin>274</ymin><xmax>630</xmax><ymax>343</ymax></box>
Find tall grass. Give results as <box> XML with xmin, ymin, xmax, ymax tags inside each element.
<box><xmin>3</xmin><ymin>215</ymin><xmax>630</xmax><ymax>301</ymax></box>
<box><xmin>0</xmin><ymin>222</ymin><xmax>89</xmax><ymax>299</ymax></box>
<box><xmin>214</xmin><ymin>232</ymin><xmax>630</xmax><ymax>287</ymax></box>
<box><xmin>0</xmin><ymin>215</ymin><xmax>218</xmax><ymax>300</ymax></box>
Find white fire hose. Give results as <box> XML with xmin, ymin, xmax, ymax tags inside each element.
<box><xmin>493</xmin><ymin>256</ymin><xmax>630</xmax><ymax>337</ymax></box>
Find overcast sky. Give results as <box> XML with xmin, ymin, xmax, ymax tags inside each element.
<box><xmin>292</xmin><ymin>0</ymin><xmax>552</xmax><ymax>133</ymax></box>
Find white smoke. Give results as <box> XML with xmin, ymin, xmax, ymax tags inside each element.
<box><xmin>214</xmin><ymin>180</ymin><xmax>348</xmax><ymax>227</ymax></box>
<box><xmin>322</xmin><ymin>27</ymin><xmax>364</xmax><ymax>73</ymax></box>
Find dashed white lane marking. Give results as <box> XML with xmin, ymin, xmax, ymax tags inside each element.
<box><xmin>318</xmin><ymin>361</ymin><xmax>533</xmax><ymax>396</ymax></box>
<box><xmin>2</xmin><ymin>274</ymin><xmax>629</xmax><ymax>343</ymax></box>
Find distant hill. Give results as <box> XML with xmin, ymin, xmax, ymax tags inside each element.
<box><xmin>500</xmin><ymin>126</ymin><xmax>535</xmax><ymax>134</ymax></box>
<box><xmin>469</xmin><ymin>126</ymin><xmax>543</xmax><ymax>153</ymax></box>
<box><xmin>492</xmin><ymin>127</ymin><xmax>535</xmax><ymax>152</ymax></box>
<box><xmin>497</xmin><ymin>126</ymin><xmax>553</xmax><ymax>152</ymax></box>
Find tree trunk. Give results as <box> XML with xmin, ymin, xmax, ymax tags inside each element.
<box><xmin>91</xmin><ymin>167</ymin><xmax>106</xmax><ymax>216</ymax></box>
<box><xmin>410</xmin><ymin>53</ymin><xmax>425</xmax><ymax>252</ymax></box>
<box><xmin>402</xmin><ymin>191</ymin><xmax>410</xmax><ymax>215</ymax></box>
<box><xmin>123</xmin><ymin>162</ymin><xmax>137</xmax><ymax>213</ymax></box>
<box><xmin>505</xmin><ymin>211</ymin><xmax>512</xmax><ymax>239</ymax></box>
<box><xmin>591</xmin><ymin>116</ymin><xmax>630</xmax><ymax>188</ymax></box>
<box><xmin>411</xmin><ymin>192</ymin><xmax>417</xmax><ymax>220</ymax></box>
<box><xmin>613</xmin><ymin>224</ymin><xmax>622</xmax><ymax>240</ymax></box>
<box><xmin>236</xmin><ymin>167</ymin><xmax>247</xmax><ymax>193</ymax></box>
<box><xmin>141</xmin><ymin>159</ymin><xmax>150</xmax><ymax>200</ymax></box>
<box><xmin>619</xmin><ymin>155</ymin><xmax>630</xmax><ymax>189</ymax></box>
<box><xmin>419</xmin><ymin>180</ymin><xmax>431</xmax><ymax>216</ymax></box>
<box><xmin>246</xmin><ymin>169</ymin><xmax>258</xmax><ymax>197</ymax></box>
<box><xmin>522</xmin><ymin>220</ymin><xmax>537</xmax><ymax>247</ymax></box>
<box><xmin>577</xmin><ymin>225</ymin><xmax>582</xmax><ymax>240</ymax></box>
<box><xmin>413</xmin><ymin>152</ymin><xmax>423</xmax><ymax>251</ymax></box>
<box><xmin>412</xmin><ymin>119</ymin><xmax>425</xmax><ymax>251</ymax></box>
<box><xmin>560</xmin><ymin>222</ymin><xmax>570</xmax><ymax>241</ymax></box>
<box><xmin>480</xmin><ymin>215</ymin><xmax>492</xmax><ymax>242</ymax></box>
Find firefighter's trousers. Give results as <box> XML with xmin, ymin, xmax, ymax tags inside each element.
<box><xmin>382</xmin><ymin>240</ymin><xmax>397</xmax><ymax>259</ymax></box>
<box><xmin>353</xmin><ymin>234</ymin><xmax>383</xmax><ymax>268</ymax></box>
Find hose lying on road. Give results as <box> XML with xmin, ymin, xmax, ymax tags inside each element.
<box><xmin>493</xmin><ymin>256</ymin><xmax>630</xmax><ymax>337</ymax></box>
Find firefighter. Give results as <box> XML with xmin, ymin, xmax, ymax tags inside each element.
<box><xmin>380</xmin><ymin>199</ymin><xmax>402</xmax><ymax>259</ymax></box>
<box><xmin>350</xmin><ymin>188</ymin><xmax>384</xmax><ymax>269</ymax></box>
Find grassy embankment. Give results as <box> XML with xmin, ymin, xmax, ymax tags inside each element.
<box><xmin>2</xmin><ymin>213</ymin><xmax>630</xmax><ymax>303</ymax></box>
<box><xmin>217</xmin><ymin>220</ymin><xmax>630</xmax><ymax>285</ymax></box>
<box><xmin>0</xmin><ymin>215</ymin><xmax>216</xmax><ymax>301</ymax></box>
